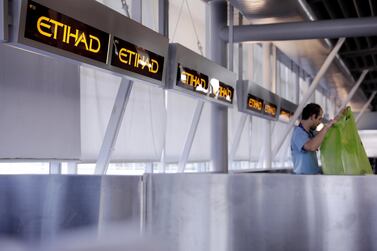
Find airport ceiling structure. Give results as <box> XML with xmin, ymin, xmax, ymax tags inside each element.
<box><xmin>306</xmin><ymin>0</ymin><xmax>377</xmax><ymax>111</ymax></box>
<box><xmin>228</xmin><ymin>0</ymin><xmax>377</xmax><ymax>111</ymax></box>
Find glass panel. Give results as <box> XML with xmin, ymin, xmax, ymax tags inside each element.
<box><xmin>253</xmin><ymin>44</ymin><xmax>263</xmax><ymax>86</ymax></box>
<box><xmin>0</xmin><ymin>162</ymin><xmax>49</xmax><ymax>174</ymax></box>
<box><xmin>77</xmin><ymin>163</ymin><xmax>96</xmax><ymax>175</ymax></box>
<box><xmin>107</xmin><ymin>163</ymin><xmax>146</xmax><ymax>175</ymax></box>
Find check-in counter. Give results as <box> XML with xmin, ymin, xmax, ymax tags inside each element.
<box><xmin>1</xmin><ymin>174</ymin><xmax>377</xmax><ymax>251</ymax></box>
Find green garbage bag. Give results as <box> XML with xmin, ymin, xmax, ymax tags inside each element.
<box><xmin>320</xmin><ymin>107</ymin><xmax>372</xmax><ymax>175</ymax></box>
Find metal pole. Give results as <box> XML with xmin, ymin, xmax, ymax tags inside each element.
<box><xmin>95</xmin><ymin>78</ymin><xmax>133</xmax><ymax>175</ymax></box>
<box><xmin>158</xmin><ymin>0</ymin><xmax>169</xmax><ymax>37</ymax></box>
<box><xmin>238</xmin><ymin>13</ymin><xmax>243</xmax><ymax>80</ymax></box>
<box><xmin>228</xmin><ymin>3</ymin><xmax>234</xmax><ymax>71</ymax></box>
<box><xmin>220</xmin><ymin>17</ymin><xmax>377</xmax><ymax>42</ymax></box>
<box><xmin>263</xmin><ymin>42</ymin><xmax>272</xmax><ymax>169</ymax></box>
<box><xmin>271</xmin><ymin>44</ymin><xmax>277</xmax><ymax>93</ymax></box>
<box><xmin>178</xmin><ymin>100</ymin><xmax>205</xmax><ymax>172</ymax></box>
<box><xmin>207</xmin><ymin>1</ymin><xmax>228</xmax><ymax>173</ymax></box>
<box><xmin>0</xmin><ymin>0</ymin><xmax>8</xmax><ymax>42</ymax></box>
<box><xmin>229</xmin><ymin>12</ymin><xmax>244</xmax><ymax>169</ymax></box>
<box><xmin>160</xmin><ymin>90</ymin><xmax>168</xmax><ymax>173</ymax></box>
<box><xmin>338</xmin><ymin>69</ymin><xmax>369</xmax><ymax>113</ymax></box>
<box><xmin>356</xmin><ymin>91</ymin><xmax>377</xmax><ymax>123</ymax></box>
<box><xmin>158</xmin><ymin>0</ymin><xmax>169</xmax><ymax>171</ymax></box>
<box><xmin>295</xmin><ymin>66</ymin><xmax>300</xmax><ymax>104</ymax></box>
<box><xmin>227</xmin><ymin>2</ymin><xmax>235</xmax><ymax>166</ymax></box>
<box><xmin>49</xmin><ymin>161</ymin><xmax>61</xmax><ymax>174</ymax></box>
<box><xmin>272</xmin><ymin>38</ymin><xmax>345</xmax><ymax>157</ymax></box>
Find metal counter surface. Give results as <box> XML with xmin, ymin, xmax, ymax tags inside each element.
<box><xmin>146</xmin><ymin>173</ymin><xmax>377</xmax><ymax>251</ymax></box>
<box><xmin>1</xmin><ymin>173</ymin><xmax>376</xmax><ymax>251</ymax></box>
<box><xmin>0</xmin><ymin>175</ymin><xmax>142</xmax><ymax>242</ymax></box>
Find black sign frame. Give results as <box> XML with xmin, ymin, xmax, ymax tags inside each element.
<box><xmin>111</xmin><ymin>36</ymin><xmax>165</xmax><ymax>81</ymax></box>
<box><xmin>237</xmin><ymin>80</ymin><xmax>280</xmax><ymax>121</ymax></box>
<box><xmin>12</xmin><ymin>0</ymin><xmax>169</xmax><ymax>87</ymax></box>
<box><xmin>24</xmin><ymin>0</ymin><xmax>110</xmax><ymax>63</ymax></box>
<box><xmin>167</xmin><ymin>44</ymin><xmax>236</xmax><ymax>107</ymax></box>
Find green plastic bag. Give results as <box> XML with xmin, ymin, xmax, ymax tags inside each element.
<box><xmin>320</xmin><ymin>107</ymin><xmax>372</xmax><ymax>175</ymax></box>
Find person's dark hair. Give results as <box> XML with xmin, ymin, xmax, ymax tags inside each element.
<box><xmin>301</xmin><ymin>103</ymin><xmax>322</xmax><ymax>120</ymax></box>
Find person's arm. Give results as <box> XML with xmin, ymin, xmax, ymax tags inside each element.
<box><xmin>303</xmin><ymin>107</ymin><xmax>349</xmax><ymax>152</ymax></box>
<box><xmin>303</xmin><ymin>121</ymin><xmax>335</xmax><ymax>152</ymax></box>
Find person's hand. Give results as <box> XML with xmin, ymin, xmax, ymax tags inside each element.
<box><xmin>334</xmin><ymin>106</ymin><xmax>349</xmax><ymax>122</ymax></box>
<box><xmin>323</xmin><ymin>119</ymin><xmax>336</xmax><ymax>131</ymax></box>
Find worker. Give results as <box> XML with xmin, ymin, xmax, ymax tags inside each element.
<box><xmin>290</xmin><ymin>103</ymin><xmax>341</xmax><ymax>174</ymax></box>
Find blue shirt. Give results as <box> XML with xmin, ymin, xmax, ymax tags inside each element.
<box><xmin>290</xmin><ymin>125</ymin><xmax>321</xmax><ymax>174</ymax></box>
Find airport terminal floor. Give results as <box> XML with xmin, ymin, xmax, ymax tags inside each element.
<box><xmin>1</xmin><ymin>0</ymin><xmax>377</xmax><ymax>250</ymax></box>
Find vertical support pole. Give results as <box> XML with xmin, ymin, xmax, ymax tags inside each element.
<box><xmin>271</xmin><ymin>44</ymin><xmax>277</xmax><ymax>93</ymax></box>
<box><xmin>296</xmin><ymin>67</ymin><xmax>300</xmax><ymax>104</ymax></box>
<box><xmin>228</xmin><ymin>3</ymin><xmax>234</xmax><ymax>72</ymax></box>
<box><xmin>0</xmin><ymin>0</ymin><xmax>8</xmax><ymax>42</ymax></box>
<box><xmin>207</xmin><ymin>1</ymin><xmax>228</xmax><ymax>173</ymax></box>
<box><xmin>178</xmin><ymin>100</ymin><xmax>205</xmax><ymax>172</ymax></box>
<box><xmin>272</xmin><ymin>37</ymin><xmax>345</xmax><ymax>157</ymax></box>
<box><xmin>160</xmin><ymin>90</ymin><xmax>168</xmax><ymax>173</ymax></box>
<box><xmin>238</xmin><ymin>13</ymin><xmax>243</xmax><ymax>81</ymax></box>
<box><xmin>356</xmin><ymin>91</ymin><xmax>377</xmax><ymax>123</ymax></box>
<box><xmin>95</xmin><ymin>78</ymin><xmax>133</xmax><ymax>175</ymax></box>
<box><xmin>158</xmin><ymin>0</ymin><xmax>169</xmax><ymax>171</ymax></box>
<box><xmin>158</xmin><ymin>0</ymin><xmax>169</xmax><ymax>37</ymax></box>
<box><xmin>227</xmin><ymin>2</ymin><xmax>236</xmax><ymax>167</ymax></box>
<box><xmin>338</xmin><ymin>69</ymin><xmax>369</xmax><ymax>113</ymax></box>
<box><xmin>229</xmin><ymin>12</ymin><xmax>245</xmax><ymax>169</ymax></box>
<box><xmin>49</xmin><ymin>161</ymin><xmax>61</xmax><ymax>174</ymax></box>
<box><xmin>263</xmin><ymin>42</ymin><xmax>272</xmax><ymax>169</ymax></box>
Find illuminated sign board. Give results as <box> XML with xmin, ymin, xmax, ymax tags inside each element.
<box><xmin>168</xmin><ymin>44</ymin><xmax>236</xmax><ymax>107</ymax></box>
<box><xmin>279</xmin><ymin>98</ymin><xmax>297</xmax><ymax>123</ymax></box>
<box><xmin>111</xmin><ymin>36</ymin><xmax>165</xmax><ymax>81</ymax></box>
<box><xmin>177</xmin><ymin>64</ymin><xmax>209</xmax><ymax>95</ymax></box>
<box><xmin>9</xmin><ymin>0</ymin><xmax>168</xmax><ymax>86</ymax></box>
<box><xmin>247</xmin><ymin>94</ymin><xmax>264</xmax><ymax>112</ymax></box>
<box><xmin>264</xmin><ymin>102</ymin><xmax>277</xmax><ymax>118</ymax></box>
<box><xmin>237</xmin><ymin>80</ymin><xmax>280</xmax><ymax>120</ymax></box>
<box><xmin>279</xmin><ymin>108</ymin><xmax>292</xmax><ymax>122</ymax></box>
<box><xmin>24</xmin><ymin>0</ymin><xmax>109</xmax><ymax>63</ymax></box>
<box><xmin>209</xmin><ymin>79</ymin><xmax>234</xmax><ymax>104</ymax></box>
<box><xmin>176</xmin><ymin>64</ymin><xmax>234</xmax><ymax>104</ymax></box>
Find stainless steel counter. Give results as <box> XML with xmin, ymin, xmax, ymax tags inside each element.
<box><xmin>146</xmin><ymin>174</ymin><xmax>377</xmax><ymax>251</ymax></box>
<box><xmin>0</xmin><ymin>175</ymin><xmax>141</xmax><ymax>242</ymax></box>
<box><xmin>1</xmin><ymin>174</ymin><xmax>377</xmax><ymax>251</ymax></box>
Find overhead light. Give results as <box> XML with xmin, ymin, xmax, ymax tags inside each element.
<box><xmin>247</xmin><ymin>0</ymin><xmax>267</xmax><ymax>12</ymax></box>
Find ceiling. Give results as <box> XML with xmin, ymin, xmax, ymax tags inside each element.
<box><xmin>305</xmin><ymin>0</ymin><xmax>377</xmax><ymax>111</ymax></box>
<box><xmin>229</xmin><ymin>0</ymin><xmax>376</xmax><ymax>111</ymax></box>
